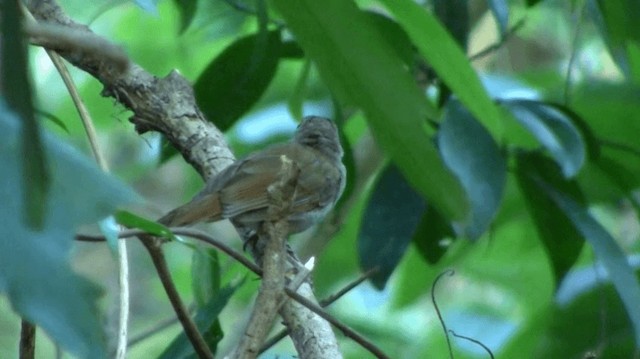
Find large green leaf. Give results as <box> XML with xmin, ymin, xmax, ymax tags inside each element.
<box><xmin>515</xmin><ymin>152</ymin><xmax>584</xmax><ymax>287</ymax></box>
<box><xmin>194</xmin><ymin>29</ymin><xmax>281</xmax><ymax>131</ymax></box>
<box><xmin>271</xmin><ymin>0</ymin><xmax>468</xmax><ymax>221</ymax></box>
<box><xmin>533</xmin><ymin>269</ymin><xmax>636</xmax><ymax>358</ymax></box>
<box><xmin>438</xmin><ymin>101</ymin><xmax>507</xmax><ymax>239</ymax></box>
<box><xmin>433</xmin><ymin>0</ymin><xmax>469</xmax><ymax>51</ymax></box>
<box><xmin>0</xmin><ymin>105</ymin><xmax>139</xmax><ymax>358</ymax></box>
<box><xmin>503</xmin><ymin>99</ymin><xmax>586</xmax><ymax>178</ymax></box>
<box><xmin>538</xmin><ymin>175</ymin><xmax>640</xmax><ymax>346</ymax></box>
<box><xmin>173</xmin><ymin>0</ymin><xmax>198</xmax><ymax>33</ymax></box>
<box><xmin>591</xmin><ymin>0</ymin><xmax>640</xmax><ymax>81</ymax></box>
<box><xmin>379</xmin><ymin>0</ymin><xmax>503</xmax><ymax>139</ymax></box>
<box><xmin>1</xmin><ymin>0</ymin><xmax>48</xmax><ymax>229</ymax></box>
<box><xmin>412</xmin><ymin>207</ymin><xmax>454</xmax><ymax>264</ymax></box>
<box><xmin>358</xmin><ymin>165</ymin><xmax>427</xmax><ymax>289</ymax></box>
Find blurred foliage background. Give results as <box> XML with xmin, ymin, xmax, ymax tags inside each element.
<box><xmin>2</xmin><ymin>0</ymin><xmax>640</xmax><ymax>358</ymax></box>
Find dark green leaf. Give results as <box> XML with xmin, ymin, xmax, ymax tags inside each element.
<box><xmin>173</xmin><ymin>0</ymin><xmax>198</xmax><ymax>33</ymax></box>
<box><xmin>438</xmin><ymin>101</ymin><xmax>507</xmax><ymax>239</ymax></box>
<box><xmin>534</xmin><ymin>267</ymin><xmax>636</xmax><ymax>358</ymax></box>
<box><xmin>1</xmin><ymin>1</ymin><xmax>49</xmax><ymax>229</ymax></box>
<box><xmin>271</xmin><ymin>0</ymin><xmax>468</xmax><ymax>221</ymax></box>
<box><xmin>487</xmin><ymin>0</ymin><xmax>509</xmax><ymax>37</ymax></box>
<box><xmin>287</xmin><ymin>60</ymin><xmax>311</xmax><ymax>121</ymax></box>
<box><xmin>542</xmin><ymin>102</ymin><xmax>600</xmax><ymax>161</ymax></box>
<box><xmin>590</xmin><ymin>0</ymin><xmax>640</xmax><ymax>80</ymax></box>
<box><xmin>331</xmin><ymin>103</ymin><xmax>356</xmax><ymax>213</ymax></box>
<box><xmin>279</xmin><ymin>40</ymin><xmax>305</xmax><ymax>59</ymax></box>
<box><xmin>37</xmin><ymin>110</ymin><xmax>69</xmax><ymax>133</ymax></box>
<box><xmin>412</xmin><ymin>207</ymin><xmax>454</xmax><ymax>264</ymax></box>
<box><xmin>578</xmin><ymin>151</ymin><xmax>640</xmax><ymax>204</ymax></box>
<box><xmin>159</xmin><ymin>282</ymin><xmax>241</xmax><ymax>358</ymax></box>
<box><xmin>194</xmin><ymin>29</ymin><xmax>281</xmax><ymax>131</ymax></box>
<box><xmin>159</xmin><ymin>136</ymin><xmax>179</xmax><ymax>164</ymax></box>
<box><xmin>503</xmin><ymin>99</ymin><xmax>586</xmax><ymax>178</ymax></box>
<box><xmin>515</xmin><ymin>152</ymin><xmax>584</xmax><ymax>287</ymax></box>
<box><xmin>433</xmin><ymin>0</ymin><xmax>469</xmax><ymax>50</ymax></box>
<box><xmin>358</xmin><ymin>165</ymin><xmax>427</xmax><ymax>289</ymax></box>
<box><xmin>114</xmin><ymin>210</ymin><xmax>176</xmax><ymax>240</ymax></box>
<box><xmin>525</xmin><ymin>0</ymin><xmax>543</xmax><ymax>7</ymax></box>
<box><xmin>366</xmin><ymin>12</ymin><xmax>415</xmax><ymax>67</ymax></box>
<box><xmin>540</xmin><ymin>180</ymin><xmax>640</xmax><ymax>346</ymax></box>
<box><xmin>0</xmin><ymin>106</ymin><xmax>139</xmax><ymax>358</ymax></box>
<box><xmin>380</xmin><ymin>0</ymin><xmax>503</xmax><ymax>139</ymax></box>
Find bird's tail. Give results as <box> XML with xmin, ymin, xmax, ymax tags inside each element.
<box><xmin>158</xmin><ymin>193</ymin><xmax>222</xmax><ymax>226</ymax></box>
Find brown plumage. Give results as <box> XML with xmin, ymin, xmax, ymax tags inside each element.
<box><xmin>158</xmin><ymin>116</ymin><xmax>346</xmax><ymax>235</ymax></box>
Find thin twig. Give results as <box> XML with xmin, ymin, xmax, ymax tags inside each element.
<box><xmin>77</xmin><ymin>228</ymin><xmax>261</xmax><ymax>275</ymax></box>
<box><xmin>448</xmin><ymin>330</ymin><xmax>494</xmax><ymax>359</ymax></box>
<box><xmin>139</xmin><ymin>236</ymin><xmax>214</xmax><ymax>359</ymax></box>
<box><xmin>469</xmin><ymin>19</ymin><xmax>525</xmax><ymax>62</ymax></box>
<box><xmin>284</xmin><ymin>290</ymin><xmax>390</xmax><ymax>359</ymax></box>
<box><xmin>19</xmin><ymin>320</ymin><xmax>36</xmax><ymax>359</ymax></box>
<box><xmin>432</xmin><ymin>269</ymin><xmax>455</xmax><ymax>359</ymax></box>
<box><xmin>128</xmin><ymin>304</ymin><xmax>196</xmax><ymax>347</ymax></box>
<box><xmin>319</xmin><ymin>267</ymin><xmax>378</xmax><ymax>307</ymax></box>
<box><xmin>231</xmin><ymin>157</ymin><xmax>296</xmax><ymax>359</ymax></box>
<box><xmin>563</xmin><ymin>2</ymin><xmax>586</xmax><ymax>105</ymax></box>
<box><xmin>115</xmin><ymin>239</ymin><xmax>129</xmax><ymax>359</ymax></box>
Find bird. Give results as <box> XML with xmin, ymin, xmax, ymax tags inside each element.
<box><xmin>158</xmin><ymin>116</ymin><xmax>346</xmax><ymax>238</ymax></box>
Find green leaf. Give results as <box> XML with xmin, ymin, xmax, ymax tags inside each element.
<box><xmin>271</xmin><ymin>0</ymin><xmax>468</xmax><ymax>221</ymax></box>
<box><xmin>590</xmin><ymin>0</ymin><xmax>640</xmax><ymax>81</ymax></box>
<box><xmin>537</xmin><ymin>173</ymin><xmax>640</xmax><ymax>346</ymax></box>
<box><xmin>287</xmin><ymin>60</ymin><xmax>311</xmax><ymax>121</ymax></box>
<box><xmin>533</xmin><ymin>269</ymin><xmax>636</xmax><ymax>358</ymax></box>
<box><xmin>114</xmin><ymin>210</ymin><xmax>176</xmax><ymax>240</ymax></box>
<box><xmin>159</xmin><ymin>135</ymin><xmax>179</xmax><ymax>164</ymax></box>
<box><xmin>358</xmin><ymin>165</ymin><xmax>427</xmax><ymax>289</ymax></box>
<box><xmin>515</xmin><ymin>152</ymin><xmax>584</xmax><ymax>287</ymax></box>
<box><xmin>379</xmin><ymin>0</ymin><xmax>503</xmax><ymax>139</ymax></box>
<box><xmin>0</xmin><ymin>105</ymin><xmax>139</xmax><ymax>358</ymax></box>
<box><xmin>159</xmin><ymin>282</ymin><xmax>241</xmax><ymax>358</ymax></box>
<box><xmin>1</xmin><ymin>1</ymin><xmax>49</xmax><ymax>229</ymax></box>
<box><xmin>173</xmin><ymin>0</ymin><xmax>198</xmax><ymax>33</ymax></box>
<box><xmin>487</xmin><ymin>0</ymin><xmax>509</xmax><ymax>37</ymax></box>
<box><xmin>194</xmin><ymin>29</ymin><xmax>281</xmax><ymax>131</ymax></box>
<box><xmin>438</xmin><ymin>101</ymin><xmax>507</xmax><ymax>239</ymax></box>
<box><xmin>412</xmin><ymin>207</ymin><xmax>454</xmax><ymax>264</ymax></box>
<box><xmin>37</xmin><ymin>109</ymin><xmax>69</xmax><ymax>133</ymax></box>
<box><xmin>433</xmin><ymin>0</ymin><xmax>469</xmax><ymax>50</ymax></box>
<box><xmin>365</xmin><ymin>12</ymin><xmax>416</xmax><ymax>67</ymax></box>
<box><xmin>503</xmin><ymin>99</ymin><xmax>586</xmax><ymax>178</ymax></box>
<box><xmin>191</xmin><ymin>248</ymin><xmax>221</xmax><ymax>307</ymax></box>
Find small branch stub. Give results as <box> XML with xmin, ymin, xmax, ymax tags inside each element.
<box><xmin>231</xmin><ymin>156</ymin><xmax>298</xmax><ymax>359</ymax></box>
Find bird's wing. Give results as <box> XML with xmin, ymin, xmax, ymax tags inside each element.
<box><xmin>217</xmin><ymin>149</ymin><xmax>286</xmax><ymax>218</ymax></box>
